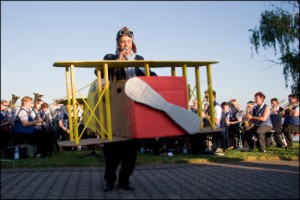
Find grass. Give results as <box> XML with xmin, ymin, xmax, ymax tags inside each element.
<box><xmin>1</xmin><ymin>142</ymin><xmax>299</xmax><ymax>169</ymax></box>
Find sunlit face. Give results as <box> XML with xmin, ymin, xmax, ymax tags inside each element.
<box><xmin>271</xmin><ymin>100</ymin><xmax>278</xmax><ymax>108</ymax></box>
<box><xmin>1</xmin><ymin>103</ymin><xmax>9</xmax><ymax>111</ymax></box>
<box><xmin>24</xmin><ymin>100</ymin><xmax>33</xmax><ymax>109</ymax></box>
<box><xmin>117</xmin><ymin>35</ymin><xmax>133</xmax><ymax>54</ymax></box>
<box><xmin>254</xmin><ymin>95</ymin><xmax>263</xmax><ymax>105</ymax></box>
<box><xmin>221</xmin><ymin>104</ymin><xmax>229</xmax><ymax>113</ymax></box>
<box><xmin>288</xmin><ymin>96</ymin><xmax>297</xmax><ymax>104</ymax></box>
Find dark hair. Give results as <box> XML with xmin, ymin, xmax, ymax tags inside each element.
<box><xmin>247</xmin><ymin>100</ymin><xmax>254</xmax><ymax>104</ymax></box>
<box><xmin>204</xmin><ymin>90</ymin><xmax>216</xmax><ymax>98</ymax></box>
<box><xmin>221</xmin><ymin>102</ymin><xmax>228</xmax><ymax>107</ymax></box>
<box><xmin>254</xmin><ymin>92</ymin><xmax>265</xmax><ymax>100</ymax></box>
<box><xmin>270</xmin><ymin>98</ymin><xmax>279</xmax><ymax>103</ymax></box>
<box><xmin>288</xmin><ymin>94</ymin><xmax>298</xmax><ymax>100</ymax></box>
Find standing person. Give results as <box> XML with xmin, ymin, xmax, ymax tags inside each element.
<box><xmin>281</xmin><ymin>94</ymin><xmax>299</xmax><ymax>148</ymax></box>
<box><xmin>99</xmin><ymin>26</ymin><xmax>157</xmax><ymax>192</ymax></box>
<box><xmin>243</xmin><ymin>92</ymin><xmax>272</xmax><ymax>153</ymax></box>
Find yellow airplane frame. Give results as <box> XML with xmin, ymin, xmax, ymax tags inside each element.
<box><xmin>53</xmin><ymin>60</ymin><xmax>219</xmax><ymax>145</ymax></box>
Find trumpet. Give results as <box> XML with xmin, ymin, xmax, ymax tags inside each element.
<box><xmin>282</xmin><ymin>103</ymin><xmax>291</xmax><ymax>110</ymax></box>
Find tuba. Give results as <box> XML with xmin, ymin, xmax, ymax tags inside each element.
<box><xmin>33</xmin><ymin>92</ymin><xmax>43</xmax><ymax>106</ymax></box>
<box><xmin>10</xmin><ymin>94</ymin><xmax>20</xmax><ymax>109</ymax></box>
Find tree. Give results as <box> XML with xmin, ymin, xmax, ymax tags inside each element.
<box><xmin>249</xmin><ymin>1</ymin><xmax>299</xmax><ymax>96</ymax></box>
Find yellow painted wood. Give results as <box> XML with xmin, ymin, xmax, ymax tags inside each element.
<box><xmin>171</xmin><ymin>66</ymin><xmax>176</xmax><ymax>76</ymax></box>
<box><xmin>96</xmin><ymin>66</ymin><xmax>105</xmax><ymax>139</ymax></box>
<box><xmin>54</xmin><ymin>60</ymin><xmax>219</xmax><ymax>142</ymax></box>
<box><xmin>70</xmin><ymin>65</ymin><xmax>79</xmax><ymax>144</ymax></box>
<box><xmin>53</xmin><ymin>60</ymin><xmax>218</xmax><ymax>68</ymax></box>
<box><xmin>144</xmin><ymin>63</ymin><xmax>150</xmax><ymax>76</ymax></box>
<box><xmin>195</xmin><ymin>66</ymin><xmax>203</xmax><ymax>128</ymax></box>
<box><xmin>65</xmin><ymin>66</ymin><xmax>74</xmax><ymax>142</ymax></box>
<box><xmin>206</xmin><ymin>64</ymin><xmax>216</xmax><ymax>130</ymax></box>
<box><xmin>103</xmin><ymin>63</ymin><xmax>112</xmax><ymax>140</ymax></box>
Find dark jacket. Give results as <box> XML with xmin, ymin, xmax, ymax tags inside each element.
<box><xmin>94</xmin><ymin>54</ymin><xmax>157</xmax><ymax>81</ymax></box>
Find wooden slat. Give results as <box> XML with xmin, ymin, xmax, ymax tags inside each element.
<box><xmin>53</xmin><ymin>60</ymin><xmax>218</xmax><ymax>68</ymax></box>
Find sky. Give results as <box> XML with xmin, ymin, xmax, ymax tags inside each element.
<box><xmin>1</xmin><ymin>1</ymin><xmax>293</xmax><ymax>111</ymax></box>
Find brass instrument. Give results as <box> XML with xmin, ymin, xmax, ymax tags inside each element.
<box><xmin>33</xmin><ymin>92</ymin><xmax>43</xmax><ymax>106</ymax></box>
<box><xmin>10</xmin><ymin>94</ymin><xmax>20</xmax><ymax>109</ymax></box>
<box><xmin>282</xmin><ymin>103</ymin><xmax>292</xmax><ymax>111</ymax></box>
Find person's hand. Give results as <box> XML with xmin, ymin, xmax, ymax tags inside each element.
<box><xmin>118</xmin><ymin>47</ymin><xmax>128</xmax><ymax>60</ymax></box>
<box><xmin>202</xmin><ymin>111</ymin><xmax>206</xmax><ymax>119</ymax></box>
<box><xmin>34</xmin><ymin>117</ymin><xmax>43</xmax><ymax>125</ymax></box>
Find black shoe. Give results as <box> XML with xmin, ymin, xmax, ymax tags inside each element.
<box><xmin>118</xmin><ymin>183</ymin><xmax>135</xmax><ymax>191</ymax></box>
<box><xmin>102</xmin><ymin>183</ymin><xmax>114</xmax><ymax>192</ymax></box>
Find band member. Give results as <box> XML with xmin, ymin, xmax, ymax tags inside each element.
<box><xmin>282</xmin><ymin>94</ymin><xmax>299</xmax><ymax>147</ymax></box>
<box><xmin>243</xmin><ymin>92</ymin><xmax>272</xmax><ymax>153</ymax></box>
<box><xmin>1</xmin><ymin>100</ymin><xmax>12</xmax><ymax>150</ymax></box>
<box><xmin>270</xmin><ymin>98</ymin><xmax>284</xmax><ymax>115</ymax></box>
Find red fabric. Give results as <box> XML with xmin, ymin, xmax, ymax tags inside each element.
<box><xmin>128</xmin><ymin>76</ymin><xmax>188</xmax><ymax>138</ymax></box>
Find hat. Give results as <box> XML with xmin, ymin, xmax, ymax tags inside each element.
<box><xmin>116</xmin><ymin>26</ymin><xmax>136</xmax><ymax>53</ymax></box>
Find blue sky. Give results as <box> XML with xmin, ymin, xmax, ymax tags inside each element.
<box><xmin>1</xmin><ymin>1</ymin><xmax>292</xmax><ymax>111</ymax></box>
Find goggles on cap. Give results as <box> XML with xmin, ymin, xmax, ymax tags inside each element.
<box><xmin>117</xmin><ymin>29</ymin><xmax>134</xmax><ymax>40</ymax></box>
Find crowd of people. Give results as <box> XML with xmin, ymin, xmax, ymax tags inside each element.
<box><xmin>187</xmin><ymin>92</ymin><xmax>299</xmax><ymax>155</ymax></box>
<box><xmin>0</xmin><ymin>96</ymin><xmax>86</xmax><ymax>158</ymax></box>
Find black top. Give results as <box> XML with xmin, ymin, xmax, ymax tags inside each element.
<box><xmin>94</xmin><ymin>54</ymin><xmax>156</xmax><ymax>80</ymax></box>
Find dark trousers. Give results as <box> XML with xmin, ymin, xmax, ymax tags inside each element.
<box><xmin>243</xmin><ymin>124</ymin><xmax>272</xmax><ymax>151</ymax></box>
<box><xmin>0</xmin><ymin>126</ymin><xmax>12</xmax><ymax>150</ymax></box>
<box><xmin>14</xmin><ymin>128</ymin><xmax>51</xmax><ymax>157</ymax></box>
<box><xmin>282</xmin><ymin>124</ymin><xmax>298</xmax><ymax>147</ymax></box>
<box><xmin>103</xmin><ymin>140</ymin><xmax>138</xmax><ymax>185</ymax></box>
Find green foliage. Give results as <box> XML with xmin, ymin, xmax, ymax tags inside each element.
<box><xmin>249</xmin><ymin>1</ymin><xmax>299</xmax><ymax>95</ymax></box>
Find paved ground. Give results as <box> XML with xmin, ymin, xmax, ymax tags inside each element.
<box><xmin>1</xmin><ymin>160</ymin><xmax>299</xmax><ymax>199</ymax></box>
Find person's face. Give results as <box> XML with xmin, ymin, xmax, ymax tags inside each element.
<box><xmin>36</xmin><ymin>101</ymin><xmax>43</xmax><ymax>109</ymax></box>
<box><xmin>1</xmin><ymin>103</ymin><xmax>9</xmax><ymax>111</ymax></box>
<box><xmin>288</xmin><ymin>96</ymin><xmax>296</xmax><ymax>104</ymax></box>
<box><xmin>222</xmin><ymin>105</ymin><xmax>229</xmax><ymax>113</ymax></box>
<box><xmin>271</xmin><ymin>101</ymin><xmax>278</xmax><ymax>108</ymax></box>
<box><xmin>117</xmin><ymin>35</ymin><xmax>133</xmax><ymax>53</ymax></box>
<box><xmin>205</xmin><ymin>93</ymin><xmax>215</xmax><ymax>102</ymax></box>
<box><xmin>254</xmin><ymin>95</ymin><xmax>263</xmax><ymax>105</ymax></box>
<box><xmin>24</xmin><ymin>100</ymin><xmax>33</xmax><ymax>109</ymax></box>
